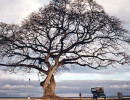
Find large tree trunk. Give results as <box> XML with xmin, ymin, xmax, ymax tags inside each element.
<box><xmin>41</xmin><ymin>57</ymin><xmax>60</xmax><ymax>98</ymax></box>
<box><xmin>41</xmin><ymin>75</ymin><xmax>59</xmax><ymax>98</ymax></box>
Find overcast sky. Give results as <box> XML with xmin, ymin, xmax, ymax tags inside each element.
<box><xmin>0</xmin><ymin>0</ymin><xmax>130</xmax><ymax>98</ymax></box>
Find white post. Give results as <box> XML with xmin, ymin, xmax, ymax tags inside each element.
<box><xmin>28</xmin><ymin>78</ymin><xmax>30</xmax><ymax>99</ymax></box>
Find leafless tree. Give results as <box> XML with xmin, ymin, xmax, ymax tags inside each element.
<box><xmin>0</xmin><ymin>0</ymin><xmax>130</xmax><ymax>98</ymax></box>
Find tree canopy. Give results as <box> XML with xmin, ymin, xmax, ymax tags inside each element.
<box><xmin>0</xmin><ymin>0</ymin><xmax>129</xmax><ymax>98</ymax></box>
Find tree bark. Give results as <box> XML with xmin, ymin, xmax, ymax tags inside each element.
<box><xmin>41</xmin><ymin>75</ymin><xmax>59</xmax><ymax>98</ymax></box>
<box><xmin>41</xmin><ymin>56</ymin><xmax>60</xmax><ymax>98</ymax></box>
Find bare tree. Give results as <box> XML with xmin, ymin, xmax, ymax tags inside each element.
<box><xmin>0</xmin><ymin>0</ymin><xmax>130</xmax><ymax>98</ymax></box>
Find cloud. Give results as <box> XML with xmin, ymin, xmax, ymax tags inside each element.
<box><xmin>0</xmin><ymin>0</ymin><xmax>41</xmax><ymax>24</ymax></box>
<box><xmin>0</xmin><ymin>0</ymin><xmax>129</xmax><ymax>25</ymax></box>
<box><xmin>56</xmin><ymin>80</ymin><xmax>130</xmax><ymax>97</ymax></box>
<box><xmin>57</xmin><ymin>86</ymin><xmax>80</xmax><ymax>90</ymax></box>
<box><xmin>0</xmin><ymin>0</ymin><xmax>130</xmax><ymax>98</ymax></box>
<box><xmin>0</xmin><ymin>70</ymin><xmax>40</xmax><ymax>81</ymax></box>
<box><xmin>55</xmin><ymin>65</ymin><xmax>130</xmax><ymax>81</ymax></box>
<box><xmin>96</xmin><ymin>0</ymin><xmax>130</xmax><ymax>24</ymax></box>
<box><xmin>3</xmin><ymin>84</ymin><xmax>33</xmax><ymax>90</ymax></box>
<box><xmin>0</xmin><ymin>79</ymin><xmax>42</xmax><ymax>97</ymax></box>
<box><xmin>109</xmin><ymin>84</ymin><xmax>130</xmax><ymax>90</ymax></box>
<box><xmin>0</xmin><ymin>78</ymin><xmax>130</xmax><ymax>97</ymax></box>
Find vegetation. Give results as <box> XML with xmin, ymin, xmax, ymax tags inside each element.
<box><xmin>0</xmin><ymin>0</ymin><xmax>129</xmax><ymax>98</ymax></box>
